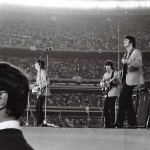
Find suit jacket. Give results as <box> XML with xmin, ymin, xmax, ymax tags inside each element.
<box><xmin>126</xmin><ymin>49</ymin><xmax>144</xmax><ymax>86</ymax></box>
<box><xmin>0</xmin><ymin>128</ymin><xmax>34</xmax><ymax>150</ymax></box>
<box><xmin>36</xmin><ymin>69</ymin><xmax>50</xmax><ymax>96</ymax></box>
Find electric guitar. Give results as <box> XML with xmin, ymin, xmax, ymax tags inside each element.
<box><xmin>102</xmin><ymin>77</ymin><xmax>116</xmax><ymax>95</ymax></box>
<box><xmin>32</xmin><ymin>85</ymin><xmax>46</xmax><ymax>98</ymax></box>
<box><xmin>102</xmin><ymin>74</ymin><xmax>120</xmax><ymax>95</ymax></box>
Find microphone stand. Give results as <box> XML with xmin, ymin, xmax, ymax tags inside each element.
<box><xmin>25</xmin><ymin>67</ymin><xmax>36</xmax><ymax>126</ymax></box>
<box><xmin>24</xmin><ymin>68</ymin><xmax>30</xmax><ymax>126</ymax></box>
<box><xmin>42</xmin><ymin>48</ymin><xmax>58</xmax><ymax>127</ymax></box>
<box><xmin>42</xmin><ymin>50</ymin><xmax>49</xmax><ymax>126</ymax></box>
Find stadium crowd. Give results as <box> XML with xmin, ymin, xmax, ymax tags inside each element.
<box><xmin>0</xmin><ymin>8</ymin><xmax>150</xmax><ymax>51</ymax></box>
<box><xmin>29</xmin><ymin>92</ymin><xmax>103</xmax><ymax>107</ymax></box>
<box><xmin>20</xmin><ymin>115</ymin><xmax>102</xmax><ymax>128</ymax></box>
<box><xmin>0</xmin><ymin>52</ymin><xmax>150</xmax><ymax>81</ymax></box>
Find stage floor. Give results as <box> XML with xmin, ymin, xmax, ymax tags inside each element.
<box><xmin>22</xmin><ymin>127</ymin><xmax>150</xmax><ymax>150</ymax></box>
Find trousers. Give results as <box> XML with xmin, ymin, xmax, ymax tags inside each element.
<box><xmin>116</xmin><ymin>83</ymin><xmax>137</xmax><ymax>127</ymax></box>
<box><xmin>36</xmin><ymin>96</ymin><xmax>45</xmax><ymax>125</ymax></box>
<box><xmin>104</xmin><ymin>96</ymin><xmax>117</xmax><ymax>128</ymax></box>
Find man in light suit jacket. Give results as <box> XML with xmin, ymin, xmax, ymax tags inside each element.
<box><xmin>0</xmin><ymin>62</ymin><xmax>34</xmax><ymax>150</ymax></box>
<box><xmin>115</xmin><ymin>36</ymin><xmax>144</xmax><ymax>128</ymax></box>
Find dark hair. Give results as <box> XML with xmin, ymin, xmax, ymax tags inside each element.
<box><xmin>37</xmin><ymin>59</ymin><xmax>45</xmax><ymax>69</ymax></box>
<box><xmin>124</xmin><ymin>35</ymin><xmax>136</xmax><ymax>48</ymax></box>
<box><xmin>0</xmin><ymin>62</ymin><xmax>29</xmax><ymax>119</ymax></box>
<box><xmin>105</xmin><ymin>60</ymin><xmax>114</xmax><ymax>70</ymax></box>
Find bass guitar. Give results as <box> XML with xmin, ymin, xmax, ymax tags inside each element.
<box><xmin>32</xmin><ymin>85</ymin><xmax>46</xmax><ymax>98</ymax></box>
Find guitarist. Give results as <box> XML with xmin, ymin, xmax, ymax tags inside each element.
<box><xmin>115</xmin><ymin>36</ymin><xmax>144</xmax><ymax>128</ymax></box>
<box><xmin>100</xmin><ymin>60</ymin><xmax>120</xmax><ymax>128</ymax></box>
<box><xmin>34</xmin><ymin>59</ymin><xmax>50</xmax><ymax>126</ymax></box>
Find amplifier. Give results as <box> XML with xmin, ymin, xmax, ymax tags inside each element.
<box><xmin>137</xmin><ymin>88</ymin><xmax>150</xmax><ymax>127</ymax></box>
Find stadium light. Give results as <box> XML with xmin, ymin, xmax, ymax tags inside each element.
<box><xmin>0</xmin><ymin>0</ymin><xmax>150</xmax><ymax>9</ymax></box>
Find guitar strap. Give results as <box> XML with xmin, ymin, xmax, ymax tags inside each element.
<box><xmin>109</xmin><ymin>70</ymin><xmax>115</xmax><ymax>89</ymax></box>
<box><xmin>121</xmin><ymin>52</ymin><xmax>128</xmax><ymax>83</ymax></box>
<box><xmin>106</xmin><ymin>70</ymin><xmax>114</xmax><ymax>96</ymax></box>
<box><xmin>121</xmin><ymin>49</ymin><xmax>134</xmax><ymax>83</ymax></box>
<box><xmin>111</xmin><ymin>71</ymin><xmax>114</xmax><ymax>80</ymax></box>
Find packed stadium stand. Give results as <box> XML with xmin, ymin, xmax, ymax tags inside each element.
<box><xmin>0</xmin><ymin>5</ymin><xmax>150</xmax><ymax>51</ymax></box>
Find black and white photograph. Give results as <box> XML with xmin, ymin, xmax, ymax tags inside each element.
<box><xmin>0</xmin><ymin>0</ymin><xmax>150</xmax><ymax>150</ymax></box>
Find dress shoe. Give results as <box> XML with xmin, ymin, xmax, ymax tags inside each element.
<box><xmin>110</xmin><ymin>124</ymin><xmax>115</xmax><ymax>128</ymax></box>
<box><xmin>126</xmin><ymin>125</ymin><xmax>137</xmax><ymax>129</ymax></box>
<box><xmin>114</xmin><ymin>123</ymin><xmax>123</xmax><ymax>128</ymax></box>
<box><xmin>37</xmin><ymin>123</ymin><xmax>44</xmax><ymax>127</ymax></box>
<box><xmin>104</xmin><ymin>125</ymin><xmax>111</xmax><ymax>128</ymax></box>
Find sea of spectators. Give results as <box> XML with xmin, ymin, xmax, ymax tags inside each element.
<box><xmin>0</xmin><ymin>50</ymin><xmax>150</xmax><ymax>81</ymax></box>
<box><xmin>20</xmin><ymin>115</ymin><xmax>102</xmax><ymax>128</ymax></box>
<box><xmin>0</xmin><ymin>53</ymin><xmax>108</xmax><ymax>79</ymax></box>
<box><xmin>0</xmin><ymin>8</ymin><xmax>150</xmax><ymax>51</ymax></box>
<box><xmin>44</xmin><ymin>116</ymin><xmax>103</xmax><ymax>128</ymax></box>
<box><xmin>29</xmin><ymin>92</ymin><xmax>104</xmax><ymax>107</ymax></box>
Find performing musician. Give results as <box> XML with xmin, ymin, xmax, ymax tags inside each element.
<box><xmin>115</xmin><ymin>36</ymin><xmax>144</xmax><ymax>128</ymax></box>
<box><xmin>100</xmin><ymin>60</ymin><xmax>120</xmax><ymax>128</ymax></box>
<box><xmin>32</xmin><ymin>59</ymin><xmax>50</xmax><ymax>126</ymax></box>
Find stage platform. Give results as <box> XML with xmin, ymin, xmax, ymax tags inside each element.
<box><xmin>22</xmin><ymin>127</ymin><xmax>150</xmax><ymax>150</ymax></box>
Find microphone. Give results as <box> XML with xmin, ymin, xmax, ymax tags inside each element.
<box><xmin>25</xmin><ymin>65</ymin><xmax>34</xmax><ymax>71</ymax></box>
<box><xmin>43</xmin><ymin>47</ymin><xmax>53</xmax><ymax>51</ymax></box>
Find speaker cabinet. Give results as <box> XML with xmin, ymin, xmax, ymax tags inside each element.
<box><xmin>137</xmin><ymin>89</ymin><xmax>150</xmax><ymax>127</ymax></box>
